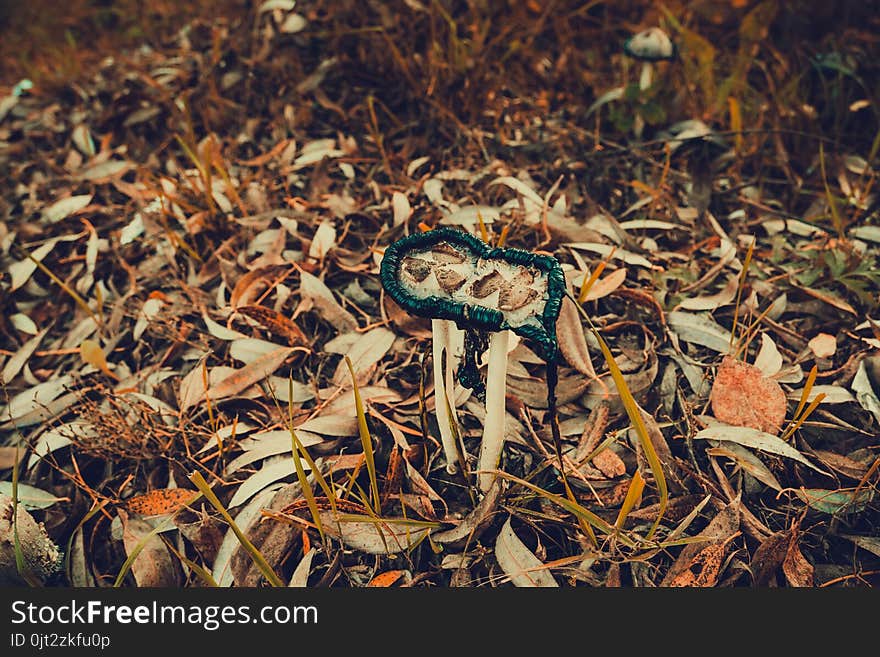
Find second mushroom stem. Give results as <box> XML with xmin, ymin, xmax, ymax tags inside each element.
<box><xmin>433</xmin><ymin>318</ymin><xmax>463</xmax><ymax>474</ymax></box>
<box><xmin>478</xmin><ymin>329</ymin><xmax>509</xmax><ymax>492</ymax></box>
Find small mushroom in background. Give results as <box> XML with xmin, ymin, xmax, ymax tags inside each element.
<box><xmin>623</xmin><ymin>26</ymin><xmax>677</xmax><ymax>91</ymax></box>
<box><xmin>658</xmin><ymin>119</ymin><xmax>730</xmax><ymax>218</ymax></box>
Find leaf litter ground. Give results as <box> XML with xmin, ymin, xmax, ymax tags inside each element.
<box><xmin>1</xmin><ymin>1</ymin><xmax>879</xmax><ymax>588</ymax></box>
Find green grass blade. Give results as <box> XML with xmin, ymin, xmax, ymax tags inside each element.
<box><xmin>11</xmin><ymin>447</ymin><xmax>42</xmax><ymax>587</ymax></box>
<box><xmin>287</xmin><ymin>378</ymin><xmax>328</xmax><ymax>545</ymax></box>
<box><xmin>113</xmin><ymin>514</ymin><xmax>178</xmax><ymax>587</ymax></box>
<box><xmin>346</xmin><ymin>356</ymin><xmax>380</xmax><ymax>511</ymax></box>
<box><xmin>493</xmin><ymin>470</ymin><xmax>636</xmax><ymax>548</ymax></box>
<box><xmin>188</xmin><ymin>471</ymin><xmax>284</xmax><ymax>587</ymax></box>
<box><xmin>566</xmin><ymin>291</ymin><xmax>669</xmax><ymax>539</ymax></box>
<box><xmin>614</xmin><ymin>471</ymin><xmax>646</xmax><ymax>529</ymax></box>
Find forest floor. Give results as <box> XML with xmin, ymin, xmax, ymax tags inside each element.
<box><xmin>1</xmin><ymin>0</ymin><xmax>879</xmax><ymax>588</ymax></box>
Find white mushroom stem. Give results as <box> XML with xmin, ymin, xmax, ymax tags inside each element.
<box><xmin>478</xmin><ymin>329</ymin><xmax>509</xmax><ymax>492</ymax></box>
<box><xmin>638</xmin><ymin>62</ymin><xmax>653</xmax><ymax>91</ymax></box>
<box><xmin>433</xmin><ymin>318</ymin><xmax>463</xmax><ymax>474</ymax></box>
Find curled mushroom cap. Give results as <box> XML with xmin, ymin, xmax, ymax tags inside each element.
<box><xmin>623</xmin><ymin>27</ymin><xmax>676</xmax><ymax>62</ymax></box>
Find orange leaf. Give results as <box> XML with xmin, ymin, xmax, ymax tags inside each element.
<box><xmin>237</xmin><ymin>305</ymin><xmax>310</xmax><ymax>347</ymax></box>
<box><xmin>367</xmin><ymin>570</ymin><xmax>407</xmax><ymax>587</ymax></box>
<box><xmin>710</xmin><ymin>355</ymin><xmax>787</xmax><ymax>434</ymax></box>
<box><xmin>125</xmin><ymin>489</ymin><xmax>198</xmax><ymax>516</ymax></box>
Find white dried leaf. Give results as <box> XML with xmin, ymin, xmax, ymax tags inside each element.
<box><xmin>808</xmin><ymin>333</ymin><xmax>837</xmax><ymax>358</ymax></box>
<box><xmin>331</xmin><ymin>327</ymin><xmax>396</xmax><ymax>385</ymax></box>
<box><xmin>667</xmin><ymin>311</ymin><xmax>733</xmax><ymax>353</ymax></box>
<box><xmin>753</xmin><ymin>333</ymin><xmax>783</xmax><ymax>378</ymax></box>
<box><xmin>678</xmin><ymin>275</ymin><xmax>739</xmax><ymax>311</ymax></box>
<box><xmin>308</xmin><ymin>220</ymin><xmax>336</xmax><ymax>260</ymax></box>
<box><xmin>230</xmin><ymin>338</ymin><xmax>288</xmax><ymax>365</ymax></box>
<box><xmin>120</xmin><ymin>213</ymin><xmax>145</xmax><ymax>245</ymax></box>
<box><xmin>694</xmin><ymin>422</ymin><xmax>828</xmax><ymax>475</ymax></box>
<box><xmin>213</xmin><ymin>486</ymin><xmax>280</xmax><ymax>586</ymax></box>
<box><xmin>42</xmin><ymin>194</ymin><xmax>92</xmax><ymax>224</ymax></box>
<box><xmin>786</xmin><ymin>385</ymin><xmax>855</xmax><ymax>405</ymax></box>
<box><xmin>9</xmin><ymin>314</ymin><xmax>38</xmax><ymax>335</ymax></box>
<box><xmin>228</xmin><ymin>457</ymin><xmax>307</xmax><ymax>508</ymax></box>
<box><xmin>133</xmin><ymin>297</ymin><xmax>164</xmax><ymax>342</ymax></box>
<box><xmin>9</xmin><ymin>240</ymin><xmax>56</xmax><ymax>292</ymax></box>
<box><xmin>494</xmin><ymin>517</ymin><xmax>559</xmax><ymax>587</ymax></box>
<box><xmin>391</xmin><ymin>192</ymin><xmax>411</xmax><ymax>226</ymax></box>
<box><xmin>1</xmin><ymin>328</ymin><xmax>48</xmax><ymax>384</ymax></box>
<box><xmin>258</xmin><ymin>0</ymin><xmax>295</xmax><ymax>10</ymax></box>
<box><xmin>0</xmin><ymin>375</ymin><xmax>75</xmax><ymax>424</ymax></box>
<box><xmin>0</xmin><ymin>482</ymin><xmax>66</xmax><ymax>510</ymax></box>
<box><xmin>565</xmin><ymin>242</ymin><xmax>654</xmax><ymax>269</ymax></box>
<box><xmin>298</xmin><ymin>270</ymin><xmax>358</xmax><ymax>331</ymax></box>
<box><xmin>280</xmin><ymin>12</ymin><xmax>307</xmax><ymax>33</ymax></box>
<box><xmin>202</xmin><ymin>313</ymin><xmax>248</xmax><ymax>340</ymax></box>
<box><xmin>851</xmin><ymin>358</ymin><xmax>880</xmax><ymax>424</ymax></box>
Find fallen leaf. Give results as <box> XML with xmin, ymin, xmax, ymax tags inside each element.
<box><xmin>331</xmin><ymin>327</ymin><xmax>396</xmax><ymax>386</ymax></box>
<box><xmin>555</xmin><ymin>296</ymin><xmax>597</xmax><ymax>378</ymax></box>
<box><xmin>289</xmin><ymin>548</ymin><xmax>316</xmax><ymax>587</ymax></box>
<box><xmin>583</xmin><ymin>267</ymin><xmax>627</xmax><ymax>302</ymax></box>
<box><xmin>677</xmin><ymin>275</ymin><xmax>739</xmax><ymax>311</ymax></box>
<box><xmin>0</xmin><ymin>482</ymin><xmax>66</xmax><ymax>510</ymax></box>
<box><xmin>494</xmin><ymin>517</ymin><xmax>559</xmax><ymax>587</ymax></box>
<box><xmin>695</xmin><ymin>423</ymin><xmax>828</xmax><ymax>475</ymax></box>
<box><xmin>660</xmin><ymin>499</ymin><xmax>740</xmax><ymax>586</ymax></box>
<box><xmin>205</xmin><ymin>346</ymin><xmax>294</xmax><ymax>403</ymax></box>
<box><xmin>783</xmin><ymin>530</ymin><xmax>814</xmax><ymax>587</ymax></box>
<box><xmin>319</xmin><ymin>511</ymin><xmax>431</xmax><ymax>555</ymax></box>
<box><xmin>667</xmin><ymin>311</ymin><xmax>733</xmax><ymax>353</ymax></box>
<box><xmin>124</xmin><ymin>489</ymin><xmax>199</xmax><ymax>516</ymax></box>
<box><xmin>118</xmin><ymin>509</ymin><xmax>179</xmax><ymax>587</ymax></box>
<box><xmin>237</xmin><ymin>305</ymin><xmax>309</xmax><ymax>346</ymax></box>
<box><xmin>667</xmin><ymin>541</ymin><xmax>728</xmax><ymax>587</ymax></box>
<box><xmin>794</xmin><ymin>488</ymin><xmax>874</xmax><ymax>515</ymax></box>
<box><xmin>42</xmin><ymin>194</ymin><xmax>93</xmax><ymax>224</ymax></box>
<box><xmin>80</xmin><ymin>339</ymin><xmax>119</xmax><ymax>380</ymax></box>
<box><xmin>1</xmin><ymin>328</ymin><xmax>49</xmax><ymax>384</ymax></box>
<box><xmin>367</xmin><ymin>570</ymin><xmax>408</xmax><ymax>587</ymax></box>
<box><xmin>228</xmin><ymin>457</ymin><xmax>308</xmax><ymax>508</ymax></box>
<box><xmin>710</xmin><ymin>356</ymin><xmax>787</xmax><ymax>434</ymax></box>
<box><xmin>298</xmin><ymin>269</ymin><xmax>358</xmax><ymax>331</ymax></box>
<box><xmin>753</xmin><ymin>333</ymin><xmax>783</xmax><ymax>378</ymax></box>
<box><xmin>808</xmin><ymin>333</ymin><xmax>837</xmax><ymax>358</ymax></box>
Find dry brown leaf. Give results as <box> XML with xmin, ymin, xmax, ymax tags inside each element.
<box><xmin>124</xmin><ymin>489</ymin><xmax>198</xmax><ymax>516</ymax></box>
<box><xmin>710</xmin><ymin>355</ymin><xmax>787</xmax><ymax>435</ymax></box>
<box><xmin>298</xmin><ymin>269</ymin><xmax>358</xmax><ymax>331</ymax></box>
<box><xmin>331</xmin><ymin>327</ymin><xmax>396</xmax><ymax>386</ymax></box>
<box><xmin>318</xmin><ymin>511</ymin><xmax>430</xmax><ymax>555</ymax></box>
<box><xmin>494</xmin><ymin>517</ymin><xmax>559</xmax><ymax>587</ymax></box>
<box><xmin>367</xmin><ymin>570</ymin><xmax>408</xmax><ymax>587</ymax></box>
<box><xmin>783</xmin><ymin>528</ymin><xmax>814</xmax><ymax>587</ymax></box>
<box><xmin>661</xmin><ymin>499</ymin><xmax>740</xmax><ymax>586</ymax></box>
<box><xmin>667</xmin><ymin>541</ymin><xmax>728</xmax><ymax>587</ymax></box>
<box><xmin>205</xmin><ymin>346</ymin><xmax>294</xmax><ymax>402</ymax></box>
<box><xmin>583</xmin><ymin>268</ymin><xmax>627</xmax><ymax>302</ymax></box>
<box><xmin>751</xmin><ymin>530</ymin><xmax>790</xmax><ymax>586</ymax></box>
<box><xmin>80</xmin><ymin>339</ymin><xmax>119</xmax><ymax>380</ymax></box>
<box><xmin>237</xmin><ymin>304</ymin><xmax>309</xmax><ymax>346</ymax></box>
<box><xmin>0</xmin><ymin>447</ymin><xmax>20</xmax><ymax>470</ymax></box>
<box><xmin>555</xmin><ymin>295</ymin><xmax>596</xmax><ymax>378</ymax></box>
<box><xmin>231</xmin><ymin>265</ymin><xmax>288</xmax><ymax>309</ymax></box>
<box><xmin>432</xmin><ymin>479</ymin><xmax>502</xmax><ymax>546</ymax></box>
<box><xmin>118</xmin><ymin>509</ymin><xmax>179</xmax><ymax>587</ymax></box>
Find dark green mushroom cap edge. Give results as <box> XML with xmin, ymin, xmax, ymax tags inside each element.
<box><xmin>379</xmin><ymin>227</ymin><xmax>565</xmax><ymax>364</ymax></box>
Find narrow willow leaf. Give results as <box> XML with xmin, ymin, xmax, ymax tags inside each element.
<box><xmin>188</xmin><ymin>470</ymin><xmax>284</xmax><ymax>587</ymax></box>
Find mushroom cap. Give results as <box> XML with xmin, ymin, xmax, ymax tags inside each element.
<box><xmin>623</xmin><ymin>27</ymin><xmax>676</xmax><ymax>62</ymax></box>
<box><xmin>658</xmin><ymin>119</ymin><xmax>728</xmax><ymax>157</ymax></box>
